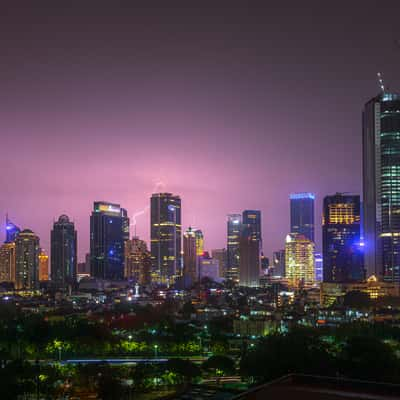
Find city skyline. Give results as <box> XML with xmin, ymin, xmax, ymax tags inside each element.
<box><xmin>1</xmin><ymin>3</ymin><xmax>400</xmax><ymax>261</ymax></box>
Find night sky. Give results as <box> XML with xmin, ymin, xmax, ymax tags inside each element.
<box><xmin>1</xmin><ymin>2</ymin><xmax>400</xmax><ymax>260</ymax></box>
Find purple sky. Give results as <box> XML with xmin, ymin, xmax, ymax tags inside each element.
<box><xmin>1</xmin><ymin>2</ymin><xmax>400</xmax><ymax>261</ymax></box>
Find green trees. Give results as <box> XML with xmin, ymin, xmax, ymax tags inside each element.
<box><xmin>202</xmin><ymin>355</ymin><xmax>236</xmax><ymax>376</ymax></box>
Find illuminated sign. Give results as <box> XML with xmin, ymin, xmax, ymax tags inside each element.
<box><xmin>97</xmin><ymin>204</ymin><xmax>121</xmax><ymax>214</ymax></box>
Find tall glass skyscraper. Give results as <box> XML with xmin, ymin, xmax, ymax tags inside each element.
<box><xmin>150</xmin><ymin>193</ymin><xmax>181</xmax><ymax>285</ymax></box>
<box><xmin>239</xmin><ymin>224</ymin><xmax>261</xmax><ymax>287</ymax></box>
<box><xmin>242</xmin><ymin>210</ymin><xmax>262</xmax><ymax>242</ymax></box>
<box><xmin>90</xmin><ymin>202</ymin><xmax>129</xmax><ymax>280</ymax></box>
<box><xmin>51</xmin><ymin>215</ymin><xmax>77</xmax><ymax>288</ymax></box>
<box><xmin>183</xmin><ymin>227</ymin><xmax>203</xmax><ymax>284</ymax></box>
<box><xmin>322</xmin><ymin>194</ymin><xmax>364</xmax><ymax>283</ymax></box>
<box><xmin>290</xmin><ymin>193</ymin><xmax>315</xmax><ymax>242</ymax></box>
<box><xmin>363</xmin><ymin>92</ymin><xmax>400</xmax><ymax>281</ymax></box>
<box><xmin>226</xmin><ymin>214</ymin><xmax>242</xmax><ymax>281</ymax></box>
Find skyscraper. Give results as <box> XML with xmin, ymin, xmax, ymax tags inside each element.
<box><xmin>125</xmin><ymin>236</ymin><xmax>152</xmax><ymax>285</ymax></box>
<box><xmin>15</xmin><ymin>229</ymin><xmax>40</xmax><ymax>290</ymax></box>
<box><xmin>183</xmin><ymin>227</ymin><xmax>203</xmax><ymax>284</ymax></box>
<box><xmin>0</xmin><ymin>242</ymin><xmax>16</xmax><ymax>283</ymax></box>
<box><xmin>51</xmin><ymin>215</ymin><xmax>77</xmax><ymax>287</ymax></box>
<box><xmin>211</xmin><ymin>248</ymin><xmax>227</xmax><ymax>279</ymax></box>
<box><xmin>150</xmin><ymin>193</ymin><xmax>182</xmax><ymax>285</ymax></box>
<box><xmin>242</xmin><ymin>210</ymin><xmax>262</xmax><ymax>242</ymax></box>
<box><xmin>5</xmin><ymin>216</ymin><xmax>20</xmax><ymax>243</ymax></box>
<box><xmin>272</xmin><ymin>249</ymin><xmax>285</xmax><ymax>277</ymax></box>
<box><xmin>239</xmin><ymin>224</ymin><xmax>261</xmax><ymax>287</ymax></box>
<box><xmin>323</xmin><ymin>193</ymin><xmax>364</xmax><ymax>283</ymax></box>
<box><xmin>90</xmin><ymin>202</ymin><xmax>129</xmax><ymax>280</ymax></box>
<box><xmin>363</xmin><ymin>91</ymin><xmax>400</xmax><ymax>281</ymax></box>
<box><xmin>290</xmin><ymin>193</ymin><xmax>315</xmax><ymax>242</ymax></box>
<box><xmin>227</xmin><ymin>214</ymin><xmax>242</xmax><ymax>281</ymax></box>
<box><xmin>285</xmin><ymin>233</ymin><xmax>315</xmax><ymax>287</ymax></box>
<box><xmin>39</xmin><ymin>249</ymin><xmax>49</xmax><ymax>281</ymax></box>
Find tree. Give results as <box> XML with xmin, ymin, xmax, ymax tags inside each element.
<box><xmin>165</xmin><ymin>359</ymin><xmax>201</xmax><ymax>383</ymax></box>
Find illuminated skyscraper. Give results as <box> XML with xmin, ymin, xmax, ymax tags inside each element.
<box><xmin>0</xmin><ymin>242</ymin><xmax>16</xmax><ymax>283</ymax></box>
<box><xmin>314</xmin><ymin>252</ymin><xmax>323</xmax><ymax>282</ymax></box>
<box><xmin>39</xmin><ymin>249</ymin><xmax>49</xmax><ymax>281</ymax></box>
<box><xmin>183</xmin><ymin>227</ymin><xmax>204</xmax><ymax>284</ymax></box>
<box><xmin>242</xmin><ymin>210</ymin><xmax>262</xmax><ymax>242</ymax></box>
<box><xmin>15</xmin><ymin>229</ymin><xmax>40</xmax><ymax>290</ymax></box>
<box><xmin>290</xmin><ymin>193</ymin><xmax>315</xmax><ymax>242</ymax></box>
<box><xmin>51</xmin><ymin>215</ymin><xmax>77</xmax><ymax>287</ymax></box>
<box><xmin>363</xmin><ymin>92</ymin><xmax>400</xmax><ymax>281</ymax></box>
<box><xmin>239</xmin><ymin>224</ymin><xmax>261</xmax><ymax>287</ymax></box>
<box><xmin>5</xmin><ymin>216</ymin><xmax>20</xmax><ymax>243</ymax></box>
<box><xmin>125</xmin><ymin>236</ymin><xmax>152</xmax><ymax>285</ymax></box>
<box><xmin>285</xmin><ymin>233</ymin><xmax>315</xmax><ymax>287</ymax></box>
<box><xmin>272</xmin><ymin>249</ymin><xmax>285</xmax><ymax>277</ymax></box>
<box><xmin>227</xmin><ymin>214</ymin><xmax>242</xmax><ymax>281</ymax></box>
<box><xmin>150</xmin><ymin>193</ymin><xmax>181</xmax><ymax>284</ymax></box>
<box><xmin>323</xmin><ymin>194</ymin><xmax>364</xmax><ymax>282</ymax></box>
<box><xmin>199</xmin><ymin>252</ymin><xmax>220</xmax><ymax>281</ymax></box>
<box><xmin>90</xmin><ymin>202</ymin><xmax>129</xmax><ymax>280</ymax></box>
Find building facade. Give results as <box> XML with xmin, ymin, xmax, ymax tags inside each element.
<box><xmin>363</xmin><ymin>92</ymin><xmax>400</xmax><ymax>281</ymax></box>
<box><xmin>211</xmin><ymin>248</ymin><xmax>227</xmax><ymax>278</ymax></box>
<box><xmin>125</xmin><ymin>236</ymin><xmax>152</xmax><ymax>285</ymax></box>
<box><xmin>5</xmin><ymin>216</ymin><xmax>20</xmax><ymax>243</ymax></box>
<box><xmin>39</xmin><ymin>249</ymin><xmax>49</xmax><ymax>281</ymax></box>
<box><xmin>199</xmin><ymin>252</ymin><xmax>220</xmax><ymax>281</ymax></box>
<box><xmin>239</xmin><ymin>224</ymin><xmax>261</xmax><ymax>287</ymax></box>
<box><xmin>51</xmin><ymin>215</ymin><xmax>77</xmax><ymax>287</ymax></box>
<box><xmin>0</xmin><ymin>242</ymin><xmax>16</xmax><ymax>283</ymax></box>
<box><xmin>227</xmin><ymin>214</ymin><xmax>242</xmax><ymax>281</ymax></box>
<box><xmin>290</xmin><ymin>193</ymin><xmax>315</xmax><ymax>242</ymax></box>
<box><xmin>150</xmin><ymin>193</ymin><xmax>182</xmax><ymax>285</ymax></box>
<box><xmin>323</xmin><ymin>194</ymin><xmax>364</xmax><ymax>283</ymax></box>
<box><xmin>183</xmin><ymin>227</ymin><xmax>203</xmax><ymax>284</ymax></box>
<box><xmin>15</xmin><ymin>229</ymin><xmax>40</xmax><ymax>290</ymax></box>
<box><xmin>90</xmin><ymin>202</ymin><xmax>129</xmax><ymax>280</ymax></box>
<box><xmin>285</xmin><ymin>233</ymin><xmax>315</xmax><ymax>287</ymax></box>
<box><xmin>272</xmin><ymin>249</ymin><xmax>285</xmax><ymax>277</ymax></box>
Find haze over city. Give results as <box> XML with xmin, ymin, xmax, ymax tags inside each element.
<box><xmin>2</xmin><ymin>2</ymin><xmax>400</xmax><ymax>259</ymax></box>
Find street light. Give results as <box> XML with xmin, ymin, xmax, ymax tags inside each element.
<box><xmin>154</xmin><ymin>344</ymin><xmax>158</xmax><ymax>358</ymax></box>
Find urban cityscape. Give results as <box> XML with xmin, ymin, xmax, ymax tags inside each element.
<box><xmin>2</xmin><ymin>2</ymin><xmax>400</xmax><ymax>400</ymax></box>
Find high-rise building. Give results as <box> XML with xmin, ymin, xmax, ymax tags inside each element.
<box><xmin>227</xmin><ymin>214</ymin><xmax>242</xmax><ymax>281</ymax></box>
<box><xmin>285</xmin><ymin>233</ymin><xmax>315</xmax><ymax>287</ymax></box>
<box><xmin>51</xmin><ymin>215</ymin><xmax>77</xmax><ymax>287</ymax></box>
<box><xmin>363</xmin><ymin>91</ymin><xmax>400</xmax><ymax>281</ymax></box>
<box><xmin>272</xmin><ymin>249</ymin><xmax>285</xmax><ymax>277</ymax></box>
<box><xmin>211</xmin><ymin>248</ymin><xmax>227</xmax><ymax>278</ymax></box>
<box><xmin>323</xmin><ymin>194</ymin><xmax>364</xmax><ymax>283</ymax></box>
<box><xmin>315</xmin><ymin>252</ymin><xmax>323</xmax><ymax>282</ymax></box>
<box><xmin>125</xmin><ymin>236</ymin><xmax>152</xmax><ymax>285</ymax></box>
<box><xmin>5</xmin><ymin>216</ymin><xmax>20</xmax><ymax>243</ymax></box>
<box><xmin>90</xmin><ymin>202</ymin><xmax>129</xmax><ymax>280</ymax></box>
<box><xmin>150</xmin><ymin>193</ymin><xmax>181</xmax><ymax>285</ymax></box>
<box><xmin>199</xmin><ymin>252</ymin><xmax>220</xmax><ymax>281</ymax></box>
<box><xmin>0</xmin><ymin>242</ymin><xmax>16</xmax><ymax>283</ymax></box>
<box><xmin>239</xmin><ymin>224</ymin><xmax>261</xmax><ymax>287</ymax></box>
<box><xmin>183</xmin><ymin>227</ymin><xmax>203</xmax><ymax>284</ymax></box>
<box><xmin>39</xmin><ymin>249</ymin><xmax>49</xmax><ymax>281</ymax></box>
<box><xmin>242</xmin><ymin>210</ymin><xmax>262</xmax><ymax>242</ymax></box>
<box><xmin>290</xmin><ymin>193</ymin><xmax>315</xmax><ymax>242</ymax></box>
<box><xmin>15</xmin><ymin>229</ymin><xmax>40</xmax><ymax>290</ymax></box>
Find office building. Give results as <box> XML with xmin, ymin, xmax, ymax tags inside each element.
<box><xmin>199</xmin><ymin>252</ymin><xmax>220</xmax><ymax>281</ymax></box>
<box><xmin>15</xmin><ymin>229</ymin><xmax>40</xmax><ymax>290</ymax></box>
<box><xmin>322</xmin><ymin>193</ymin><xmax>364</xmax><ymax>282</ymax></box>
<box><xmin>0</xmin><ymin>242</ymin><xmax>16</xmax><ymax>283</ymax></box>
<box><xmin>227</xmin><ymin>214</ymin><xmax>242</xmax><ymax>281</ymax></box>
<box><xmin>239</xmin><ymin>224</ymin><xmax>261</xmax><ymax>287</ymax></box>
<box><xmin>183</xmin><ymin>227</ymin><xmax>203</xmax><ymax>284</ymax></box>
<box><xmin>51</xmin><ymin>215</ymin><xmax>77</xmax><ymax>287</ymax></box>
<box><xmin>5</xmin><ymin>216</ymin><xmax>20</xmax><ymax>243</ymax></box>
<box><xmin>150</xmin><ymin>193</ymin><xmax>181</xmax><ymax>284</ymax></box>
<box><xmin>290</xmin><ymin>193</ymin><xmax>315</xmax><ymax>242</ymax></box>
<box><xmin>39</xmin><ymin>249</ymin><xmax>49</xmax><ymax>281</ymax></box>
<box><xmin>125</xmin><ymin>236</ymin><xmax>152</xmax><ymax>285</ymax></box>
<box><xmin>242</xmin><ymin>210</ymin><xmax>262</xmax><ymax>241</ymax></box>
<box><xmin>90</xmin><ymin>202</ymin><xmax>129</xmax><ymax>280</ymax></box>
<box><xmin>211</xmin><ymin>248</ymin><xmax>227</xmax><ymax>278</ymax></box>
<box><xmin>272</xmin><ymin>249</ymin><xmax>285</xmax><ymax>277</ymax></box>
<box><xmin>285</xmin><ymin>233</ymin><xmax>315</xmax><ymax>287</ymax></box>
<box><xmin>363</xmin><ymin>91</ymin><xmax>400</xmax><ymax>281</ymax></box>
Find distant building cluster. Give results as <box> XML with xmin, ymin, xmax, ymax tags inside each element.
<box><xmin>0</xmin><ymin>91</ymin><xmax>400</xmax><ymax>291</ymax></box>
